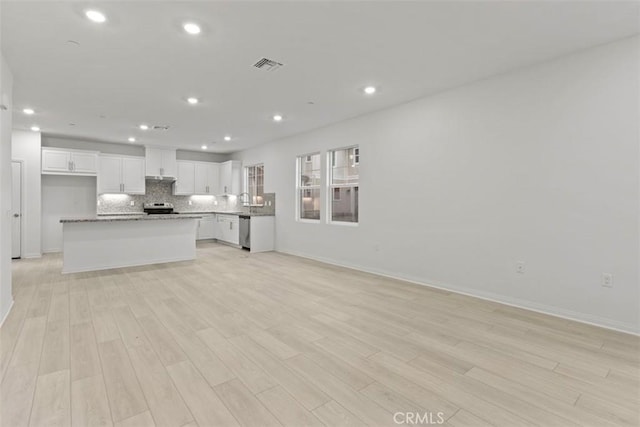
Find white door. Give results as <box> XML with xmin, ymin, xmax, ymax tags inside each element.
<box><xmin>122</xmin><ymin>157</ymin><xmax>145</xmax><ymax>194</ymax></box>
<box><xmin>11</xmin><ymin>162</ymin><xmax>21</xmax><ymax>258</ymax></box>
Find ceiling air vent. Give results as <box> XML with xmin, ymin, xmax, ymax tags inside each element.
<box><xmin>253</xmin><ymin>57</ymin><xmax>283</xmax><ymax>72</ymax></box>
<box><xmin>152</xmin><ymin>125</ymin><xmax>170</xmax><ymax>131</ymax></box>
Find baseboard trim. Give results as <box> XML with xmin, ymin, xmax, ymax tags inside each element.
<box><xmin>0</xmin><ymin>300</ymin><xmax>14</xmax><ymax>329</ymax></box>
<box><xmin>277</xmin><ymin>249</ymin><xmax>639</xmax><ymax>336</ymax></box>
<box><xmin>23</xmin><ymin>253</ymin><xmax>42</xmax><ymax>259</ymax></box>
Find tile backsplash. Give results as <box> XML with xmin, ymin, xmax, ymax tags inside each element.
<box><xmin>97</xmin><ymin>180</ymin><xmax>276</xmax><ymax>214</ymax></box>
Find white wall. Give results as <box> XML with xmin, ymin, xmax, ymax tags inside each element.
<box><xmin>12</xmin><ymin>130</ymin><xmax>41</xmax><ymax>258</ymax></box>
<box><xmin>0</xmin><ymin>52</ymin><xmax>14</xmax><ymax>324</ymax></box>
<box><xmin>42</xmin><ymin>175</ymin><xmax>96</xmax><ymax>253</ymax></box>
<box><xmin>234</xmin><ymin>36</ymin><xmax>640</xmax><ymax>333</ymax></box>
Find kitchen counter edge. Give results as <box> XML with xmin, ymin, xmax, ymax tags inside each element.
<box><xmin>60</xmin><ymin>214</ymin><xmax>203</xmax><ymax>223</ymax></box>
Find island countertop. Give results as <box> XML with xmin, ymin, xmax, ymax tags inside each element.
<box><xmin>60</xmin><ymin>214</ymin><xmax>203</xmax><ymax>223</ymax></box>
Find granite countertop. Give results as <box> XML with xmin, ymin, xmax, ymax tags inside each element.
<box><xmin>60</xmin><ymin>214</ymin><xmax>203</xmax><ymax>223</ymax></box>
<box><xmin>175</xmin><ymin>211</ymin><xmax>274</xmax><ymax>217</ymax></box>
<box><xmin>97</xmin><ymin>212</ymin><xmax>147</xmax><ymax>216</ymax></box>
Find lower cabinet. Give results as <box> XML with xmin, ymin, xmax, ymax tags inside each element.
<box><xmin>217</xmin><ymin>214</ymin><xmax>239</xmax><ymax>245</ymax></box>
<box><xmin>196</xmin><ymin>215</ymin><xmax>217</xmax><ymax>240</ymax></box>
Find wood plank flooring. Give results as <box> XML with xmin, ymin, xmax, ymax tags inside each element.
<box><xmin>1</xmin><ymin>242</ymin><xmax>638</xmax><ymax>426</ymax></box>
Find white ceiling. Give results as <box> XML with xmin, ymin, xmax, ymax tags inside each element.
<box><xmin>2</xmin><ymin>1</ymin><xmax>638</xmax><ymax>153</ymax></box>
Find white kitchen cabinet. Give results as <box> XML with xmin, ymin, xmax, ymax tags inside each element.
<box><xmin>145</xmin><ymin>147</ymin><xmax>177</xmax><ymax>177</ymax></box>
<box><xmin>174</xmin><ymin>161</ymin><xmax>195</xmax><ymax>195</ymax></box>
<box><xmin>218</xmin><ymin>160</ymin><xmax>241</xmax><ymax>195</ymax></box>
<box><xmin>98</xmin><ymin>154</ymin><xmax>145</xmax><ymax>195</ymax></box>
<box><xmin>196</xmin><ymin>214</ymin><xmax>217</xmax><ymax>240</ymax></box>
<box><xmin>122</xmin><ymin>157</ymin><xmax>146</xmax><ymax>194</ymax></box>
<box><xmin>194</xmin><ymin>162</ymin><xmax>219</xmax><ymax>195</ymax></box>
<box><xmin>216</xmin><ymin>214</ymin><xmax>239</xmax><ymax>245</ymax></box>
<box><xmin>175</xmin><ymin>161</ymin><xmax>219</xmax><ymax>195</ymax></box>
<box><xmin>42</xmin><ymin>148</ymin><xmax>98</xmax><ymax>176</ymax></box>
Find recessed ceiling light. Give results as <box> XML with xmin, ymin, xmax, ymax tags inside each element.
<box><xmin>139</xmin><ymin>124</ymin><xmax>149</xmax><ymax>130</ymax></box>
<box><xmin>23</xmin><ymin>108</ymin><xmax>35</xmax><ymax>115</ymax></box>
<box><xmin>30</xmin><ymin>126</ymin><xmax>40</xmax><ymax>132</ymax></box>
<box><xmin>183</xmin><ymin>22</ymin><xmax>201</xmax><ymax>35</ymax></box>
<box><xmin>224</xmin><ymin>136</ymin><xmax>231</xmax><ymax>141</ymax></box>
<box><xmin>273</xmin><ymin>114</ymin><xmax>283</xmax><ymax>122</ymax></box>
<box><xmin>128</xmin><ymin>137</ymin><xmax>136</xmax><ymax>143</ymax></box>
<box><xmin>85</xmin><ymin>10</ymin><xmax>106</xmax><ymax>23</ymax></box>
<box><xmin>187</xmin><ymin>97</ymin><xmax>199</xmax><ymax>104</ymax></box>
<box><xmin>201</xmin><ymin>145</ymin><xmax>207</xmax><ymax>150</ymax></box>
<box><xmin>364</xmin><ymin>86</ymin><xmax>377</xmax><ymax>95</ymax></box>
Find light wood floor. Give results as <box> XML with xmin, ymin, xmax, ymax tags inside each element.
<box><xmin>1</xmin><ymin>242</ymin><xmax>638</xmax><ymax>427</ymax></box>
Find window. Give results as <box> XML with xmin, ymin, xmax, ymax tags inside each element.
<box><xmin>329</xmin><ymin>146</ymin><xmax>359</xmax><ymax>223</ymax></box>
<box><xmin>297</xmin><ymin>153</ymin><xmax>321</xmax><ymax>220</ymax></box>
<box><xmin>244</xmin><ymin>164</ymin><xmax>264</xmax><ymax>206</ymax></box>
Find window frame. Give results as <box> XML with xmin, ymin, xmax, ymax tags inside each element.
<box><xmin>243</xmin><ymin>163</ymin><xmax>264</xmax><ymax>206</ymax></box>
<box><xmin>296</xmin><ymin>152</ymin><xmax>321</xmax><ymax>223</ymax></box>
<box><xmin>327</xmin><ymin>145</ymin><xmax>359</xmax><ymax>226</ymax></box>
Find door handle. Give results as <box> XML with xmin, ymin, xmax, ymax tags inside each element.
<box><xmin>13</xmin><ymin>213</ymin><xmax>20</xmax><ymax>218</ymax></box>
<box><xmin>68</xmin><ymin>160</ymin><xmax>72</xmax><ymax>171</ymax></box>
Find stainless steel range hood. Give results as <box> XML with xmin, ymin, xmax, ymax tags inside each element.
<box><xmin>145</xmin><ymin>175</ymin><xmax>176</xmax><ymax>181</ymax></box>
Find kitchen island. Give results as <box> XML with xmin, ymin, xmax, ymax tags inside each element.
<box><xmin>59</xmin><ymin>214</ymin><xmax>202</xmax><ymax>273</ymax></box>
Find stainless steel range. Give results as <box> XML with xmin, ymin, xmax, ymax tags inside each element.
<box><xmin>143</xmin><ymin>202</ymin><xmax>177</xmax><ymax>215</ymax></box>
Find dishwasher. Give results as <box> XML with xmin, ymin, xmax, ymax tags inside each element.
<box><xmin>239</xmin><ymin>215</ymin><xmax>250</xmax><ymax>250</ymax></box>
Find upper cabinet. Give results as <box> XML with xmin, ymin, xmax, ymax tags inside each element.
<box><xmin>219</xmin><ymin>160</ymin><xmax>241</xmax><ymax>195</ymax></box>
<box><xmin>174</xmin><ymin>160</ymin><xmax>219</xmax><ymax>195</ymax></box>
<box><xmin>42</xmin><ymin>148</ymin><xmax>98</xmax><ymax>176</ymax></box>
<box><xmin>98</xmin><ymin>155</ymin><xmax>145</xmax><ymax>195</ymax></box>
<box><xmin>195</xmin><ymin>162</ymin><xmax>219</xmax><ymax>195</ymax></box>
<box><xmin>174</xmin><ymin>161</ymin><xmax>195</xmax><ymax>195</ymax></box>
<box><xmin>145</xmin><ymin>147</ymin><xmax>177</xmax><ymax>178</ymax></box>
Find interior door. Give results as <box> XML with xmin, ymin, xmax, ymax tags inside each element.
<box><xmin>11</xmin><ymin>161</ymin><xmax>21</xmax><ymax>258</ymax></box>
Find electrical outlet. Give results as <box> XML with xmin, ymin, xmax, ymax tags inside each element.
<box><xmin>188</xmin><ymin>200</ymin><xmax>192</xmax><ymax>205</ymax></box>
<box><xmin>130</xmin><ymin>201</ymin><xmax>135</xmax><ymax>206</ymax></box>
<box><xmin>602</xmin><ymin>273</ymin><xmax>613</xmax><ymax>288</ymax></box>
<box><xmin>516</xmin><ymin>261</ymin><xmax>525</xmax><ymax>274</ymax></box>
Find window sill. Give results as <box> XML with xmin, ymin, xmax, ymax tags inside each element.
<box><xmin>297</xmin><ymin>218</ymin><xmax>321</xmax><ymax>224</ymax></box>
<box><xmin>328</xmin><ymin>221</ymin><xmax>359</xmax><ymax>227</ymax></box>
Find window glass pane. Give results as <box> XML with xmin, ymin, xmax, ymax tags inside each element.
<box><xmin>331</xmin><ymin>147</ymin><xmax>359</xmax><ymax>185</ymax></box>
<box><xmin>244</xmin><ymin>164</ymin><xmax>265</xmax><ymax>206</ymax></box>
<box><xmin>300</xmin><ymin>153</ymin><xmax>321</xmax><ymax>187</ymax></box>
<box><xmin>331</xmin><ymin>186</ymin><xmax>358</xmax><ymax>223</ymax></box>
<box><xmin>299</xmin><ymin>188</ymin><xmax>320</xmax><ymax>220</ymax></box>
